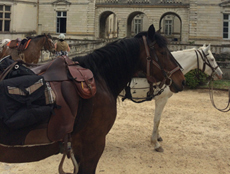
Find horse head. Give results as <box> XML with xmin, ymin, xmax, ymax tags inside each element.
<box><xmin>137</xmin><ymin>24</ymin><xmax>185</xmax><ymax>93</ymax></box>
<box><xmin>44</xmin><ymin>34</ymin><xmax>55</xmax><ymax>53</ymax></box>
<box><xmin>198</xmin><ymin>44</ymin><xmax>223</xmax><ymax>80</ymax></box>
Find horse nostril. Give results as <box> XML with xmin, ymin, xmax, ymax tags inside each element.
<box><xmin>182</xmin><ymin>80</ymin><xmax>186</xmax><ymax>86</ymax></box>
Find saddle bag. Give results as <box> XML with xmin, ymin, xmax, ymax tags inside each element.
<box><xmin>68</xmin><ymin>64</ymin><xmax>96</xmax><ymax>99</ymax></box>
<box><xmin>0</xmin><ymin>75</ymin><xmax>53</xmax><ymax>130</ymax></box>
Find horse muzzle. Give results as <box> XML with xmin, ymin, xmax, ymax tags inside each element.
<box><xmin>169</xmin><ymin>79</ymin><xmax>186</xmax><ymax>93</ymax></box>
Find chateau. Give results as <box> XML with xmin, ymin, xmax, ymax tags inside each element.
<box><xmin>1</xmin><ymin>0</ymin><xmax>230</xmax><ymax>47</ymax></box>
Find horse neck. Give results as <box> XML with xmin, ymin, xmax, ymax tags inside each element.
<box><xmin>82</xmin><ymin>48</ymin><xmax>140</xmax><ymax>97</ymax></box>
<box><xmin>172</xmin><ymin>50</ymin><xmax>198</xmax><ymax>75</ymax></box>
<box><xmin>32</xmin><ymin>36</ymin><xmax>46</xmax><ymax>49</ymax></box>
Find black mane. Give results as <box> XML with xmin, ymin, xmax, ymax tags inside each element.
<box><xmin>72</xmin><ymin>37</ymin><xmax>141</xmax><ymax>97</ymax></box>
<box><xmin>134</xmin><ymin>31</ymin><xmax>168</xmax><ymax>48</ymax></box>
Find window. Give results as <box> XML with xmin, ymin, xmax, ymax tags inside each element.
<box><xmin>223</xmin><ymin>14</ymin><xmax>230</xmax><ymax>39</ymax></box>
<box><xmin>134</xmin><ymin>19</ymin><xmax>142</xmax><ymax>34</ymax></box>
<box><xmin>0</xmin><ymin>5</ymin><xmax>11</xmax><ymax>32</ymax></box>
<box><xmin>57</xmin><ymin>11</ymin><xmax>66</xmax><ymax>33</ymax></box>
<box><xmin>164</xmin><ymin>20</ymin><xmax>172</xmax><ymax>35</ymax></box>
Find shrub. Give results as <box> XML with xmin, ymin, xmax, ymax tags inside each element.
<box><xmin>184</xmin><ymin>69</ymin><xmax>208</xmax><ymax>89</ymax></box>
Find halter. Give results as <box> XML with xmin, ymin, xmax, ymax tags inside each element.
<box><xmin>142</xmin><ymin>35</ymin><xmax>182</xmax><ymax>96</ymax></box>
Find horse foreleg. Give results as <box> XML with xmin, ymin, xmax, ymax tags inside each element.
<box><xmin>151</xmin><ymin>87</ymin><xmax>173</xmax><ymax>152</ymax></box>
<box><xmin>75</xmin><ymin>137</ymin><xmax>106</xmax><ymax>174</ymax></box>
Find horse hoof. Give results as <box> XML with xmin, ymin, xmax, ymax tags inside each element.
<box><xmin>155</xmin><ymin>147</ymin><xmax>164</xmax><ymax>152</ymax></box>
<box><xmin>157</xmin><ymin>137</ymin><xmax>163</xmax><ymax>142</ymax></box>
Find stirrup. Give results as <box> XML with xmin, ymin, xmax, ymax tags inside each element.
<box><xmin>59</xmin><ymin>134</ymin><xmax>79</xmax><ymax>174</ymax></box>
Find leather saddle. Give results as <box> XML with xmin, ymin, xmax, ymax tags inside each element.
<box><xmin>7</xmin><ymin>38</ymin><xmax>31</xmax><ymax>51</ymax></box>
<box><xmin>24</xmin><ymin>56</ymin><xmax>96</xmax><ymax>143</ymax></box>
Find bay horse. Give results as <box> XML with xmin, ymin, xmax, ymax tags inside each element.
<box><xmin>120</xmin><ymin>44</ymin><xmax>223</xmax><ymax>152</ymax></box>
<box><xmin>0</xmin><ymin>34</ymin><xmax>55</xmax><ymax>64</ymax></box>
<box><xmin>0</xmin><ymin>25</ymin><xmax>185</xmax><ymax>174</ymax></box>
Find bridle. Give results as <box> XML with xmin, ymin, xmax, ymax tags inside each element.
<box><xmin>195</xmin><ymin>49</ymin><xmax>219</xmax><ymax>78</ymax></box>
<box><xmin>195</xmin><ymin>49</ymin><xmax>230</xmax><ymax>112</ymax></box>
<box><xmin>43</xmin><ymin>34</ymin><xmax>54</xmax><ymax>52</ymax></box>
<box><xmin>121</xmin><ymin>36</ymin><xmax>182</xmax><ymax>103</ymax></box>
<box><xmin>142</xmin><ymin>35</ymin><xmax>182</xmax><ymax>97</ymax></box>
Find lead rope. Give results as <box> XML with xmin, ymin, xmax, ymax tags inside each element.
<box><xmin>208</xmin><ymin>80</ymin><xmax>230</xmax><ymax>112</ymax></box>
<box><xmin>59</xmin><ymin>134</ymin><xmax>79</xmax><ymax>174</ymax></box>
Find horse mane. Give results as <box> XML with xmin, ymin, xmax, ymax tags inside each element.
<box><xmin>134</xmin><ymin>31</ymin><xmax>168</xmax><ymax>48</ymax></box>
<box><xmin>26</xmin><ymin>34</ymin><xmax>52</xmax><ymax>40</ymax></box>
<box><xmin>173</xmin><ymin>48</ymin><xmax>196</xmax><ymax>53</ymax></box>
<box><xmin>72</xmin><ymin>38</ymin><xmax>141</xmax><ymax>97</ymax></box>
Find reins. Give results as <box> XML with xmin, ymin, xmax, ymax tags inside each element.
<box><xmin>208</xmin><ymin>80</ymin><xmax>230</xmax><ymax>112</ymax></box>
<box><xmin>121</xmin><ymin>82</ymin><xmax>167</xmax><ymax>103</ymax></box>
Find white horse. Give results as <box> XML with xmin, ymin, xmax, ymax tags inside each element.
<box><xmin>120</xmin><ymin>44</ymin><xmax>223</xmax><ymax>152</ymax></box>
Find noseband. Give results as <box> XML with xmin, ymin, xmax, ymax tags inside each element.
<box><xmin>195</xmin><ymin>49</ymin><xmax>219</xmax><ymax>78</ymax></box>
<box><xmin>142</xmin><ymin>36</ymin><xmax>182</xmax><ymax>94</ymax></box>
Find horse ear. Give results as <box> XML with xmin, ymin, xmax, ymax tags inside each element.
<box><xmin>204</xmin><ymin>44</ymin><xmax>210</xmax><ymax>54</ymax></box>
<box><xmin>203</xmin><ymin>43</ymin><xmax>206</xmax><ymax>47</ymax></box>
<box><xmin>147</xmin><ymin>24</ymin><xmax>156</xmax><ymax>42</ymax></box>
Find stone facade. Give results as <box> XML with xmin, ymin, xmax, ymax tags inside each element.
<box><xmin>0</xmin><ymin>0</ymin><xmax>230</xmax><ymax>47</ymax></box>
<box><xmin>0</xmin><ymin>0</ymin><xmax>37</xmax><ymax>40</ymax></box>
